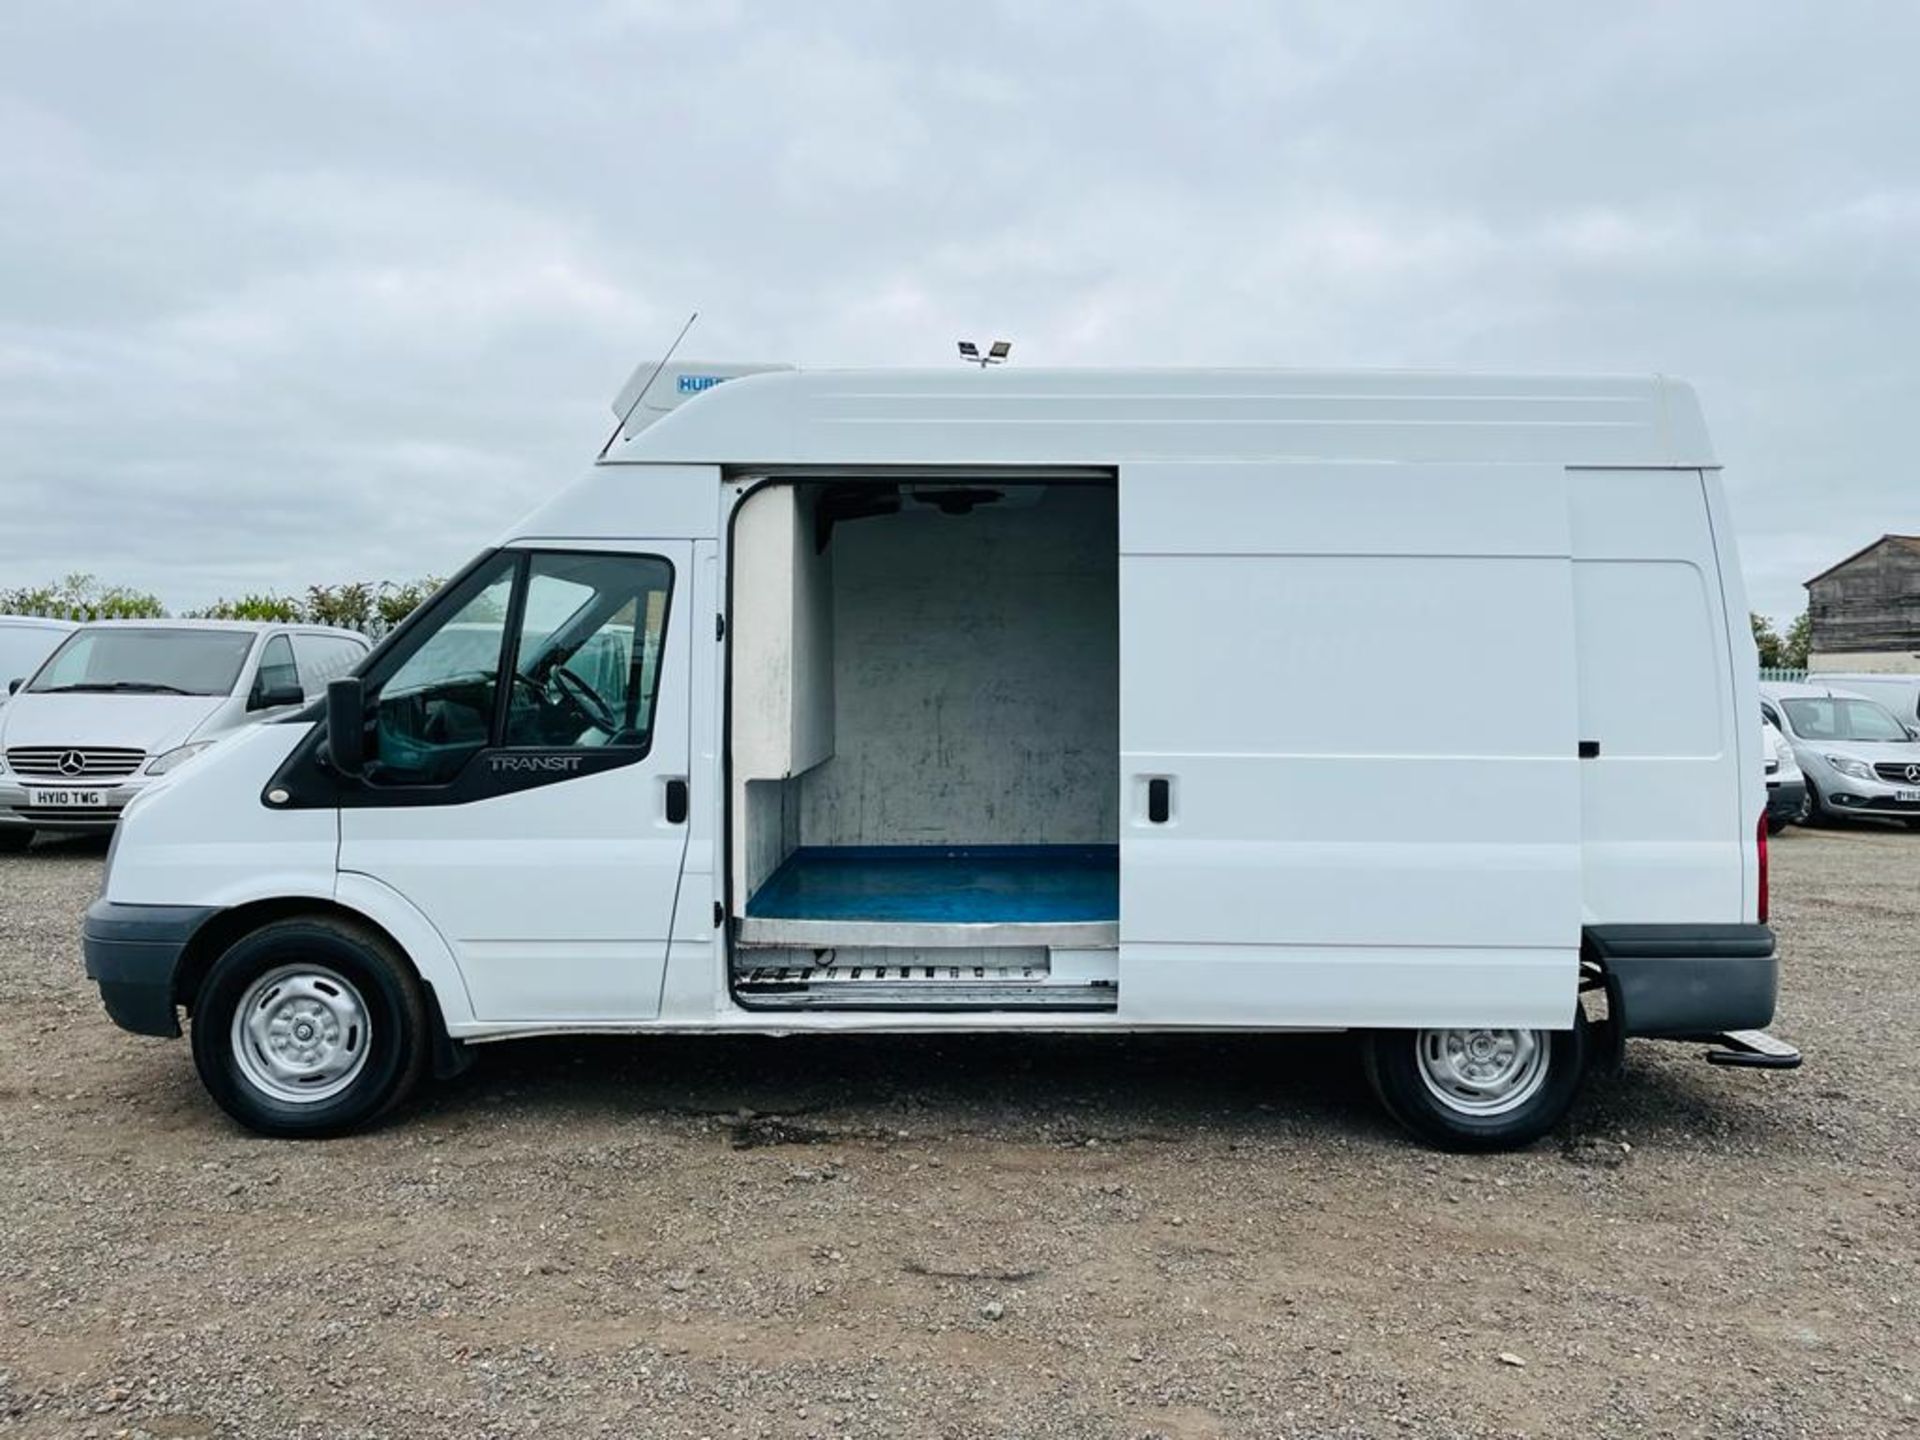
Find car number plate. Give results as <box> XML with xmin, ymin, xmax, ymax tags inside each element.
<box><xmin>1898</xmin><ymin>788</ymin><xmax>1920</xmax><ymax>803</ymax></box>
<box><xmin>24</xmin><ymin>788</ymin><xmax>110</xmax><ymax>809</ymax></box>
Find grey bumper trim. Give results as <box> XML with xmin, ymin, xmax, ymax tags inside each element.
<box><xmin>1586</xmin><ymin>924</ymin><xmax>1778</xmax><ymax>1038</ymax></box>
<box><xmin>82</xmin><ymin>900</ymin><xmax>221</xmax><ymax>1038</ymax></box>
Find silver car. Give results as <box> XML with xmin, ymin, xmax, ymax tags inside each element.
<box><xmin>1760</xmin><ymin>681</ymin><xmax>1920</xmax><ymax>829</ymax></box>
<box><xmin>0</xmin><ymin>620</ymin><xmax>369</xmax><ymax>846</ymax></box>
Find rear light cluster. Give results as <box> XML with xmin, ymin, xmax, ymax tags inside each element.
<box><xmin>1756</xmin><ymin>813</ymin><xmax>1769</xmax><ymax>925</ymax></box>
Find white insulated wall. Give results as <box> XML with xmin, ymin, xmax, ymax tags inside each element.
<box><xmin>798</xmin><ymin>485</ymin><xmax>1118</xmax><ymax>848</ymax></box>
<box><xmin>731</xmin><ymin>487</ymin><xmax>835</xmax><ymax>906</ymax></box>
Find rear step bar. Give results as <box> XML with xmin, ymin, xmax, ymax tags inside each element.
<box><xmin>1703</xmin><ymin>1029</ymin><xmax>1802</xmax><ymax>1070</ymax></box>
<box><xmin>734</xmin><ymin>961</ymin><xmax>1118</xmax><ymax>1012</ymax></box>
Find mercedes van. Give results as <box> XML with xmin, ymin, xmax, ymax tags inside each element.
<box><xmin>0</xmin><ymin>615</ymin><xmax>74</xmax><ymax>712</ymax></box>
<box><xmin>2</xmin><ymin>620</ymin><xmax>368</xmax><ymax>846</ymax></box>
<box><xmin>81</xmin><ymin>366</ymin><xmax>1797</xmax><ymax>1149</ymax></box>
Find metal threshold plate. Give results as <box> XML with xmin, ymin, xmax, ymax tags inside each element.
<box><xmin>734</xmin><ymin>960</ymin><xmax>1118</xmax><ymax>1011</ymax></box>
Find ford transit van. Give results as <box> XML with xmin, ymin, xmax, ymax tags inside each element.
<box><xmin>80</xmin><ymin>367</ymin><xmax>1796</xmax><ymax>1148</ymax></box>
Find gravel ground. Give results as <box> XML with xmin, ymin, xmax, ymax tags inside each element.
<box><xmin>1</xmin><ymin>826</ymin><xmax>1915</xmax><ymax>1439</ymax></box>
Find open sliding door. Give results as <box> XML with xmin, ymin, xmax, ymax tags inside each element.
<box><xmin>1117</xmin><ymin>461</ymin><xmax>1583</xmax><ymax>1029</ymax></box>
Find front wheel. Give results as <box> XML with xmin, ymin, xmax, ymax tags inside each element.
<box><xmin>190</xmin><ymin>917</ymin><xmax>430</xmax><ymax>1138</ymax></box>
<box><xmin>0</xmin><ymin>828</ymin><xmax>34</xmax><ymax>854</ymax></box>
<box><xmin>1363</xmin><ymin>1017</ymin><xmax>1588</xmax><ymax>1151</ymax></box>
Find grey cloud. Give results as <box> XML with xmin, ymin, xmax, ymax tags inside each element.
<box><xmin>1</xmin><ymin>1</ymin><xmax>1914</xmax><ymax>620</ymax></box>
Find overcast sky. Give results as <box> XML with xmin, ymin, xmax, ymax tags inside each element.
<box><xmin>2</xmin><ymin>2</ymin><xmax>1913</xmax><ymax>623</ymax></box>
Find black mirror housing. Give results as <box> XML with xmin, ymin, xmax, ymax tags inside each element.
<box><xmin>6</xmin><ymin>678</ymin><xmax>19</xmax><ymax>695</ymax></box>
<box><xmin>325</xmin><ymin>677</ymin><xmax>367</xmax><ymax>778</ymax></box>
<box><xmin>249</xmin><ymin>680</ymin><xmax>306</xmax><ymax>711</ymax></box>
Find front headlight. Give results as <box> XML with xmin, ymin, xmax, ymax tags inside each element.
<box><xmin>144</xmin><ymin>741</ymin><xmax>214</xmax><ymax>776</ymax></box>
<box><xmin>1825</xmin><ymin>755</ymin><xmax>1874</xmax><ymax>782</ymax></box>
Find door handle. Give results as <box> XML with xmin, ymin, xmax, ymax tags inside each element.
<box><xmin>1147</xmin><ymin>777</ymin><xmax>1171</xmax><ymax>824</ymax></box>
<box><xmin>664</xmin><ymin>777</ymin><xmax>689</xmax><ymax>825</ymax></box>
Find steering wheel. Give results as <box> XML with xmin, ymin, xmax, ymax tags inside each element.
<box><xmin>548</xmin><ymin>665</ymin><xmax>619</xmax><ymax>734</ymax></box>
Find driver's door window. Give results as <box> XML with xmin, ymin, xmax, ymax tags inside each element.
<box><xmin>369</xmin><ymin>557</ymin><xmax>515</xmax><ymax>785</ymax></box>
<box><xmin>504</xmin><ymin>553</ymin><xmax>673</xmax><ymax>750</ymax></box>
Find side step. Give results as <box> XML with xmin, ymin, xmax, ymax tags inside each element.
<box><xmin>735</xmin><ymin>960</ymin><xmax>1118</xmax><ymax>1012</ymax></box>
<box><xmin>1704</xmin><ymin>1029</ymin><xmax>1803</xmax><ymax>1070</ymax></box>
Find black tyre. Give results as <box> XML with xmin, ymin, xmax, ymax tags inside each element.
<box><xmin>1766</xmin><ymin>812</ymin><xmax>1790</xmax><ymax>836</ymax></box>
<box><xmin>1362</xmin><ymin>1015</ymin><xmax>1588</xmax><ymax>1151</ymax></box>
<box><xmin>0</xmin><ymin>828</ymin><xmax>33</xmax><ymax>853</ymax></box>
<box><xmin>1800</xmin><ymin>778</ymin><xmax>1831</xmax><ymax>826</ymax></box>
<box><xmin>190</xmin><ymin>917</ymin><xmax>430</xmax><ymax>1138</ymax></box>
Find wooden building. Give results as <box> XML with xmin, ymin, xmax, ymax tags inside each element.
<box><xmin>1806</xmin><ymin>534</ymin><xmax>1920</xmax><ymax>673</ymax></box>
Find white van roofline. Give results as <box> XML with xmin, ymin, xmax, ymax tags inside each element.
<box><xmin>62</xmin><ymin>619</ymin><xmax>369</xmax><ymax>641</ymax></box>
<box><xmin>599</xmin><ymin>366</ymin><xmax>1715</xmax><ymax>471</ymax></box>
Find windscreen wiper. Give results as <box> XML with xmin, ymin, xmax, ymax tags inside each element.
<box><xmin>37</xmin><ymin>681</ymin><xmax>199</xmax><ymax>696</ymax></box>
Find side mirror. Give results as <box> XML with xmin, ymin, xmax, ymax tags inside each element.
<box><xmin>6</xmin><ymin>678</ymin><xmax>19</xmax><ymax>695</ymax></box>
<box><xmin>1908</xmin><ymin>725</ymin><xmax>1920</xmax><ymax>742</ymax></box>
<box><xmin>249</xmin><ymin>680</ymin><xmax>306</xmax><ymax>711</ymax></box>
<box><xmin>325</xmin><ymin>677</ymin><xmax>367</xmax><ymax>778</ymax></box>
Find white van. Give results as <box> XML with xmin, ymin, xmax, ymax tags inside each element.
<box><xmin>81</xmin><ymin>366</ymin><xmax>1796</xmax><ymax>1149</ymax></box>
<box><xmin>1807</xmin><ymin>673</ymin><xmax>1920</xmax><ymax>730</ymax></box>
<box><xmin>1</xmin><ymin>620</ymin><xmax>369</xmax><ymax>846</ymax></box>
<box><xmin>0</xmin><ymin>616</ymin><xmax>75</xmax><ymax>711</ymax></box>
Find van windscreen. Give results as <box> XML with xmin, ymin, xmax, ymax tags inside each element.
<box><xmin>29</xmin><ymin>629</ymin><xmax>257</xmax><ymax>697</ymax></box>
<box><xmin>1780</xmin><ymin>696</ymin><xmax>1909</xmax><ymax>743</ymax></box>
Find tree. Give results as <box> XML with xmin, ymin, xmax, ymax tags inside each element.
<box><xmin>375</xmin><ymin>577</ymin><xmax>442</xmax><ymax>633</ymax></box>
<box><xmin>304</xmin><ymin>581</ymin><xmax>374</xmax><ymax>632</ymax></box>
<box><xmin>0</xmin><ymin>573</ymin><xmax>165</xmax><ymax>620</ymax></box>
<box><xmin>1783</xmin><ymin>611</ymin><xmax>1812</xmax><ymax>669</ymax></box>
<box><xmin>6</xmin><ymin>573</ymin><xmax>451</xmax><ymax>635</ymax></box>
<box><xmin>191</xmin><ymin>593</ymin><xmax>305</xmax><ymax>622</ymax></box>
<box><xmin>1751</xmin><ymin>612</ymin><xmax>1785</xmax><ymax>668</ymax></box>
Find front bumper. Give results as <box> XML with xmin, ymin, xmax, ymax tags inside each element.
<box><xmin>81</xmin><ymin>899</ymin><xmax>219</xmax><ymax>1037</ymax></box>
<box><xmin>0</xmin><ymin>776</ymin><xmax>148</xmax><ymax>832</ymax></box>
<box><xmin>1586</xmin><ymin>924</ymin><xmax>1778</xmax><ymax>1037</ymax></box>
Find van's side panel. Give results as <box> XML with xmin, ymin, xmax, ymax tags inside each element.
<box><xmin>1568</xmin><ymin>470</ymin><xmax>1744</xmax><ymax>922</ymax></box>
<box><xmin>1699</xmin><ymin>469</ymin><xmax>1765</xmax><ymax>921</ymax></box>
<box><xmin>1116</xmin><ymin>461</ymin><xmax>1583</xmax><ymax>1029</ymax></box>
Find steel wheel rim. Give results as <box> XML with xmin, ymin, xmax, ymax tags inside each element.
<box><xmin>1415</xmin><ymin>1027</ymin><xmax>1551</xmax><ymax>1117</ymax></box>
<box><xmin>229</xmin><ymin>963</ymin><xmax>371</xmax><ymax>1104</ymax></box>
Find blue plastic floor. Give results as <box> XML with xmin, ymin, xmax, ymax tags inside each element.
<box><xmin>746</xmin><ymin>845</ymin><xmax>1120</xmax><ymax>925</ymax></box>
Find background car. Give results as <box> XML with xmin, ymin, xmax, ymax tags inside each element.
<box><xmin>0</xmin><ymin>619</ymin><xmax>368</xmax><ymax>849</ymax></box>
<box><xmin>0</xmin><ymin>616</ymin><xmax>77</xmax><ymax>712</ymax></box>
<box><xmin>1762</xmin><ymin>714</ymin><xmax>1807</xmax><ymax>832</ymax></box>
<box><xmin>1760</xmin><ymin>680</ymin><xmax>1920</xmax><ymax>829</ymax></box>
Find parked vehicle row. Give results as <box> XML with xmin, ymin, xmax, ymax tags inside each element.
<box><xmin>0</xmin><ymin>620</ymin><xmax>369</xmax><ymax>849</ymax></box>
<box><xmin>1761</xmin><ymin>679</ymin><xmax>1920</xmax><ymax>828</ymax></box>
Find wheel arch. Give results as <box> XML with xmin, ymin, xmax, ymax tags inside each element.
<box><xmin>172</xmin><ymin>891</ymin><xmax>472</xmax><ymax>1077</ymax></box>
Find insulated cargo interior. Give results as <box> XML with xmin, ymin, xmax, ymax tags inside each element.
<box><xmin>727</xmin><ymin>478</ymin><xmax>1119</xmax><ymax>1008</ymax></box>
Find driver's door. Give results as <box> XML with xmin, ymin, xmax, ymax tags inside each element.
<box><xmin>337</xmin><ymin>543</ymin><xmax>693</xmax><ymax>1022</ymax></box>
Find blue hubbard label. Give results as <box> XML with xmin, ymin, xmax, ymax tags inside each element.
<box><xmin>676</xmin><ymin>374</ymin><xmax>726</xmax><ymax>395</ymax></box>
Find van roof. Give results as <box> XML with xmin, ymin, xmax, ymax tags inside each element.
<box><xmin>1759</xmin><ymin>681</ymin><xmax>1874</xmax><ymax>702</ymax></box>
<box><xmin>603</xmin><ymin>366</ymin><xmax>1716</xmax><ymax>470</ymax></box>
<box><xmin>65</xmin><ymin>619</ymin><xmax>369</xmax><ymax>642</ymax></box>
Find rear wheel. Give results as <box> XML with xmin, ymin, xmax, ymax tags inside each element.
<box><xmin>190</xmin><ymin>917</ymin><xmax>430</xmax><ymax>1138</ymax></box>
<box><xmin>1363</xmin><ymin>1016</ymin><xmax>1588</xmax><ymax>1151</ymax></box>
